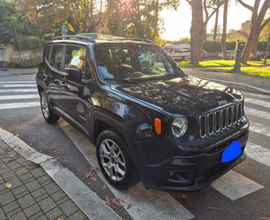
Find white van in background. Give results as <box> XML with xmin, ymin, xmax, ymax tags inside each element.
<box><xmin>164</xmin><ymin>44</ymin><xmax>190</xmax><ymax>60</ymax></box>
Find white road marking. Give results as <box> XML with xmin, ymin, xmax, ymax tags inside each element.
<box><xmin>58</xmin><ymin>119</ymin><xmax>195</xmax><ymax>220</ymax></box>
<box><xmin>0</xmin><ymin>102</ymin><xmax>40</xmax><ymax>110</ymax></box>
<box><xmin>0</xmin><ymin>84</ymin><xmax>37</xmax><ymax>88</ymax></box>
<box><xmin>245</xmin><ymin>107</ymin><xmax>270</xmax><ymax>119</ymax></box>
<box><xmin>0</xmin><ymin>95</ymin><xmax>39</xmax><ymax>100</ymax></box>
<box><xmin>245</xmin><ymin>142</ymin><xmax>270</xmax><ymax>168</ymax></box>
<box><xmin>0</xmin><ymin>81</ymin><xmax>36</xmax><ymax>84</ymax></box>
<box><xmin>250</xmin><ymin>121</ymin><xmax>270</xmax><ymax>138</ymax></box>
<box><xmin>211</xmin><ymin>170</ymin><xmax>264</xmax><ymax>201</ymax></box>
<box><xmin>245</xmin><ymin>98</ymin><xmax>270</xmax><ymax>108</ymax></box>
<box><xmin>0</xmin><ymin>89</ymin><xmax>37</xmax><ymax>93</ymax></box>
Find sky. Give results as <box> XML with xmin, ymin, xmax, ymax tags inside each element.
<box><xmin>160</xmin><ymin>1</ymin><xmax>253</xmax><ymax>41</ymax></box>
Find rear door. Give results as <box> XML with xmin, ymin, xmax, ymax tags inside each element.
<box><xmin>59</xmin><ymin>44</ymin><xmax>93</xmax><ymax>135</ymax></box>
<box><xmin>43</xmin><ymin>44</ymin><xmax>66</xmax><ymax>113</ymax></box>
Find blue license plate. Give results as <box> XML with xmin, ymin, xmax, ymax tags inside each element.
<box><xmin>222</xmin><ymin>141</ymin><xmax>242</xmax><ymax>163</ymax></box>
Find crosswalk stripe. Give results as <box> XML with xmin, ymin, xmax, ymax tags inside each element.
<box><xmin>0</xmin><ymin>81</ymin><xmax>36</xmax><ymax>84</ymax></box>
<box><xmin>0</xmin><ymin>95</ymin><xmax>40</xmax><ymax>101</ymax></box>
<box><xmin>246</xmin><ymin>142</ymin><xmax>270</xmax><ymax>168</ymax></box>
<box><xmin>58</xmin><ymin>119</ymin><xmax>195</xmax><ymax>220</ymax></box>
<box><xmin>245</xmin><ymin>98</ymin><xmax>270</xmax><ymax>108</ymax></box>
<box><xmin>0</xmin><ymin>102</ymin><xmax>40</xmax><ymax>110</ymax></box>
<box><xmin>245</xmin><ymin>107</ymin><xmax>269</xmax><ymax>119</ymax></box>
<box><xmin>0</xmin><ymin>89</ymin><xmax>37</xmax><ymax>93</ymax></box>
<box><xmin>250</xmin><ymin>121</ymin><xmax>270</xmax><ymax>138</ymax></box>
<box><xmin>211</xmin><ymin>170</ymin><xmax>264</xmax><ymax>201</ymax></box>
<box><xmin>0</xmin><ymin>84</ymin><xmax>37</xmax><ymax>88</ymax></box>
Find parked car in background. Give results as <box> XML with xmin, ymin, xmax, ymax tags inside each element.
<box><xmin>256</xmin><ymin>51</ymin><xmax>265</xmax><ymax>59</ymax></box>
<box><xmin>164</xmin><ymin>44</ymin><xmax>190</xmax><ymax>60</ymax></box>
<box><xmin>218</xmin><ymin>50</ymin><xmax>235</xmax><ymax>60</ymax></box>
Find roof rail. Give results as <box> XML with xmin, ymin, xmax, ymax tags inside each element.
<box><xmin>51</xmin><ymin>35</ymin><xmax>95</xmax><ymax>43</ymax></box>
<box><xmin>111</xmin><ymin>38</ymin><xmax>155</xmax><ymax>44</ymax></box>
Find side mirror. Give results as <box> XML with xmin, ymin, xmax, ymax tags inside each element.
<box><xmin>66</xmin><ymin>68</ymin><xmax>82</xmax><ymax>82</ymax></box>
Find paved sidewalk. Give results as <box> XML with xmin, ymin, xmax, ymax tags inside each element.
<box><xmin>182</xmin><ymin>67</ymin><xmax>270</xmax><ymax>94</ymax></box>
<box><xmin>0</xmin><ymin>139</ymin><xmax>88</xmax><ymax>220</ymax></box>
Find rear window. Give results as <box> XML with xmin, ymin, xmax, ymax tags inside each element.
<box><xmin>50</xmin><ymin>45</ymin><xmax>63</xmax><ymax>71</ymax></box>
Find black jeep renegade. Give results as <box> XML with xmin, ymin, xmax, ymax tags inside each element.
<box><xmin>36</xmin><ymin>36</ymin><xmax>249</xmax><ymax>192</ymax></box>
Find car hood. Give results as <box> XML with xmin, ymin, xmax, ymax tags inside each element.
<box><xmin>111</xmin><ymin>76</ymin><xmax>243</xmax><ymax>117</ymax></box>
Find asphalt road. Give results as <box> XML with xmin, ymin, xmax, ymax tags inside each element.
<box><xmin>1</xmin><ymin>73</ymin><xmax>270</xmax><ymax>220</ymax></box>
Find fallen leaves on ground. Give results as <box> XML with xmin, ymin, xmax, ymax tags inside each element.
<box><xmin>182</xmin><ymin>194</ymin><xmax>187</xmax><ymax>199</ymax></box>
<box><xmin>208</xmin><ymin>207</ymin><xmax>221</xmax><ymax>212</ymax></box>
<box><xmin>17</xmin><ymin>146</ymin><xmax>21</xmax><ymax>149</ymax></box>
<box><xmin>0</xmin><ymin>177</ymin><xmax>2</xmax><ymax>181</ymax></box>
<box><xmin>91</xmin><ymin>177</ymin><xmax>96</xmax><ymax>181</ymax></box>
<box><xmin>103</xmin><ymin>196</ymin><xmax>111</xmax><ymax>206</ymax></box>
<box><xmin>111</xmin><ymin>198</ymin><xmax>125</xmax><ymax>206</ymax></box>
<box><xmin>246</xmin><ymin>161</ymin><xmax>254</xmax><ymax>166</ymax></box>
<box><xmin>6</xmin><ymin>183</ymin><xmax>12</xmax><ymax>188</ymax></box>
<box><xmin>5</xmin><ymin>153</ymin><xmax>20</xmax><ymax>164</ymax></box>
<box><xmin>95</xmin><ymin>165</ymin><xmax>100</xmax><ymax>172</ymax></box>
<box><xmin>127</xmin><ymin>204</ymin><xmax>131</xmax><ymax>209</ymax></box>
<box><xmin>261</xmin><ymin>218</ymin><xmax>270</xmax><ymax>220</ymax></box>
<box><xmin>85</xmin><ymin>164</ymin><xmax>91</xmax><ymax>167</ymax></box>
<box><xmin>10</xmin><ymin>145</ymin><xmax>15</xmax><ymax>148</ymax></box>
<box><xmin>137</xmin><ymin>208</ymin><xmax>140</xmax><ymax>212</ymax></box>
<box><xmin>103</xmin><ymin>185</ymin><xmax>106</xmax><ymax>189</ymax></box>
<box><xmin>119</xmin><ymin>211</ymin><xmax>127</xmax><ymax>215</ymax></box>
<box><xmin>6</xmin><ymin>155</ymin><xmax>15</xmax><ymax>158</ymax></box>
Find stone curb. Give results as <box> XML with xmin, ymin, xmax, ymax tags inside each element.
<box><xmin>192</xmin><ymin>76</ymin><xmax>270</xmax><ymax>94</ymax></box>
<box><xmin>0</xmin><ymin>127</ymin><xmax>121</xmax><ymax>220</ymax></box>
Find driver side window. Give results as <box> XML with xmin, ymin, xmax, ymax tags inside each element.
<box><xmin>65</xmin><ymin>46</ymin><xmax>91</xmax><ymax>81</ymax></box>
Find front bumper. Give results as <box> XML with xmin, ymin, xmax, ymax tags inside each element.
<box><xmin>135</xmin><ymin>123</ymin><xmax>249</xmax><ymax>192</ymax></box>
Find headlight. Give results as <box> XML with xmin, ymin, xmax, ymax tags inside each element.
<box><xmin>172</xmin><ymin>117</ymin><xmax>188</xmax><ymax>138</ymax></box>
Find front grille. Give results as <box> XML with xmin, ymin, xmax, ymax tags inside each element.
<box><xmin>199</xmin><ymin>102</ymin><xmax>243</xmax><ymax>138</ymax></box>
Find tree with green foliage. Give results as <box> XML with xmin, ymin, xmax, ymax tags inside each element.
<box><xmin>0</xmin><ymin>0</ymin><xmax>40</xmax><ymax>47</ymax></box>
<box><xmin>22</xmin><ymin>0</ymin><xmax>103</xmax><ymax>35</ymax></box>
<box><xmin>105</xmin><ymin>0</ymin><xmax>179</xmax><ymax>40</ymax></box>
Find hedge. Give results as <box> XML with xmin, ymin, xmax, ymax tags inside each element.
<box><xmin>203</xmin><ymin>40</ymin><xmax>269</xmax><ymax>52</ymax></box>
<box><xmin>15</xmin><ymin>36</ymin><xmax>48</xmax><ymax>50</ymax></box>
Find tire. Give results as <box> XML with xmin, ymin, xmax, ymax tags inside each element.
<box><xmin>96</xmin><ymin>128</ymin><xmax>140</xmax><ymax>190</ymax></box>
<box><xmin>40</xmin><ymin>91</ymin><xmax>60</xmax><ymax>123</ymax></box>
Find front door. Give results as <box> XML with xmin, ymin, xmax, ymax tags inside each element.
<box><xmin>59</xmin><ymin>45</ymin><xmax>93</xmax><ymax>135</ymax></box>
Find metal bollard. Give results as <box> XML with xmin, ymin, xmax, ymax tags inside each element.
<box><xmin>230</xmin><ymin>49</ymin><xmax>241</xmax><ymax>72</ymax></box>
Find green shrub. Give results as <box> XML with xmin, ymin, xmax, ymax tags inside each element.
<box><xmin>15</xmin><ymin>36</ymin><xmax>48</xmax><ymax>50</ymax></box>
<box><xmin>203</xmin><ymin>40</ymin><xmax>269</xmax><ymax>53</ymax></box>
<box><xmin>249</xmin><ymin>56</ymin><xmax>261</xmax><ymax>61</ymax></box>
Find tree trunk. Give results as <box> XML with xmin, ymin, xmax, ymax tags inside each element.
<box><xmin>190</xmin><ymin>0</ymin><xmax>203</xmax><ymax>64</ymax></box>
<box><xmin>199</xmin><ymin>23</ymin><xmax>206</xmax><ymax>60</ymax></box>
<box><xmin>251</xmin><ymin>34</ymin><xmax>259</xmax><ymax>56</ymax></box>
<box><xmin>220</xmin><ymin>0</ymin><xmax>228</xmax><ymax>60</ymax></box>
<box><xmin>240</xmin><ymin>29</ymin><xmax>260</xmax><ymax>63</ymax></box>
<box><xmin>213</xmin><ymin>0</ymin><xmax>219</xmax><ymax>40</ymax></box>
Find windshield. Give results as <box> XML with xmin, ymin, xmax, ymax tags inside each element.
<box><xmin>94</xmin><ymin>44</ymin><xmax>182</xmax><ymax>82</ymax></box>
